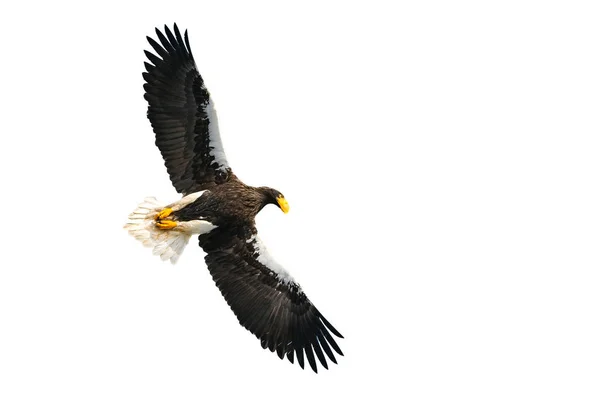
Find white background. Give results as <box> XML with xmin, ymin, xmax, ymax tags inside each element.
<box><xmin>1</xmin><ymin>1</ymin><xmax>599</xmax><ymax>395</ymax></box>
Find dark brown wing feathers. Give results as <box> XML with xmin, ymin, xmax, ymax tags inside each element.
<box><xmin>143</xmin><ymin>24</ymin><xmax>230</xmax><ymax>194</ymax></box>
<box><xmin>199</xmin><ymin>226</ymin><xmax>344</xmax><ymax>373</ymax></box>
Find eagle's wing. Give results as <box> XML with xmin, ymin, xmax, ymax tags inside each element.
<box><xmin>143</xmin><ymin>24</ymin><xmax>231</xmax><ymax>194</ymax></box>
<box><xmin>199</xmin><ymin>227</ymin><xmax>344</xmax><ymax>373</ymax></box>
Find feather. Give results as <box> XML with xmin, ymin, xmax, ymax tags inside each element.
<box><xmin>146</xmin><ymin>36</ymin><xmax>169</xmax><ymax>59</ymax></box>
<box><xmin>144</xmin><ymin>50</ymin><xmax>162</xmax><ymax>66</ymax></box>
<box><xmin>155</xmin><ymin>27</ymin><xmax>174</xmax><ymax>53</ymax></box>
<box><xmin>184</xmin><ymin>30</ymin><xmax>193</xmax><ymax>59</ymax></box>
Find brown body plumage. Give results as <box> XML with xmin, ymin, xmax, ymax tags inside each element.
<box><xmin>173</xmin><ymin>176</ymin><xmax>285</xmax><ymax>227</ymax></box>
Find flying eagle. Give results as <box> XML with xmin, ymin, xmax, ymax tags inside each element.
<box><xmin>124</xmin><ymin>24</ymin><xmax>343</xmax><ymax>373</ymax></box>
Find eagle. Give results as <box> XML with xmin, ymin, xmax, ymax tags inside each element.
<box><xmin>124</xmin><ymin>24</ymin><xmax>343</xmax><ymax>373</ymax></box>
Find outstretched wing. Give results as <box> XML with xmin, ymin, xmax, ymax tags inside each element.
<box><xmin>199</xmin><ymin>226</ymin><xmax>344</xmax><ymax>373</ymax></box>
<box><xmin>143</xmin><ymin>24</ymin><xmax>231</xmax><ymax>194</ymax></box>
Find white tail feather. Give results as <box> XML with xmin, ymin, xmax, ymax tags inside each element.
<box><xmin>124</xmin><ymin>195</ymin><xmax>215</xmax><ymax>264</ymax></box>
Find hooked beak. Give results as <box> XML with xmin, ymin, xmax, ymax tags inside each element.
<box><xmin>276</xmin><ymin>196</ymin><xmax>290</xmax><ymax>214</ymax></box>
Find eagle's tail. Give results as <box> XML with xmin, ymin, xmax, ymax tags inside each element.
<box><xmin>123</xmin><ymin>197</ymin><xmax>204</xmax><ymax>264</ymax></box>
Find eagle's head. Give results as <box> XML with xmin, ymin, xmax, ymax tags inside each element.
<box><xmin>259</xmin><ymin>187</ymin><xmax>289</xmax><ymax>214</ymax></box>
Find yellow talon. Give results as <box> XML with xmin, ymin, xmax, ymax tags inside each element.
<box><xmin>156</xmin><ymin>207</ymin><xmax>173</xmax><ymax>220</ymax></box>
<box><xmin>156</xmin><ymin>219</ymin><xmax>178</xmax><ymax>230</ymax></box>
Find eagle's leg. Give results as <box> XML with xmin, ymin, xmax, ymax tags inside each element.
<box><xmin>156</xmin><ymin>219</ymin><xmax>178</xmax><ymax>230</ymax></box>
<box><xmin>155</xmin><ymin>207</ymin><xmax>173</xmax><ymax>220</ymax></box>
<box><xmin>155</xmin><ymin>207</ymin><xmax>177</xmax><ymax>229</ymax></box>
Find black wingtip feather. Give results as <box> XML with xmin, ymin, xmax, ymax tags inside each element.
<box><xmin>318</xmin><ymin>331</ymin><xmax>337</xmax><ymax>364</ymax></box>
<box><xmin>173</xmin><ymin>24</ymin><xmax>186</xmax><ymax>55</ymax></box>
<box><xmin>164</xmin><ymin>25</ymin><xmax>178</xmax><ymax>52</ymax></box>
<box><xmin>320</xmin><ymin>322</ymin><xmax>344</xmax><ymax>356</ymax></box>
<box><xmin>154</xmin><ymin>28</ymin><xmax>174</xmax><ymax>53</ymax></box>
<box><xmin>319</xmin><ymin>313</ymin><xmax>344</xmax><ymax>339</ymax></box>
<box><xmin>144</xmin><ymin>50</ymin><xmax>162</xmax><ymax>66</ymax></box>
<box><xmin>296</xmin><ymin>346</ymin><xmax>305</xmax><ymax>369</ymax></box>
<box><xmin>304</xmin><ymin>344</ymin><xmax>318</xmax><ymax>374</ymax></box>
<box><xmin>184</xmin><ymin>30</ymin><xmax>193</xmax><ymax>58</ymax></box>
<box><xmin>276</xmin><ymin>344</ymin><xmax>285</xmax><ymax>360</ymax></box>
<box><xmin>147</xmin><ymin>36</ymin><xmax>168</xmax><ymax>59</ymax></box>
<box><xmin>311</xmin><ymin>337</ymin><xmax>328</xmax><ymax>370</ymax></box>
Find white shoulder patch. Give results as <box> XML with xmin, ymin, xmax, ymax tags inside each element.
<box><xmin>247</xmin><ymin>235</ymin><xmax>296</xmax><ymax>285</ymax></box>
<box><xmin>170</xmin><ymin>190</ymin><xmax>206</xmax><ymax>211</ymax></box>
<box><xmin>205</xmin><ymin>96</ymin><xmax>229</xmax><ymax>171</ymax></box>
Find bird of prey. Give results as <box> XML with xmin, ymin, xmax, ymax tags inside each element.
<box><xmin>124</xmin><ymin>24</ymin><xmax>343</xmax><ymax>373</ymax></box>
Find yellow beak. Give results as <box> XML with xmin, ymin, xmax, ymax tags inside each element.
<box><xmin>276</xmin><ymin>196</ymin><xmax>290</xmax><ymax>214</ymax></box>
